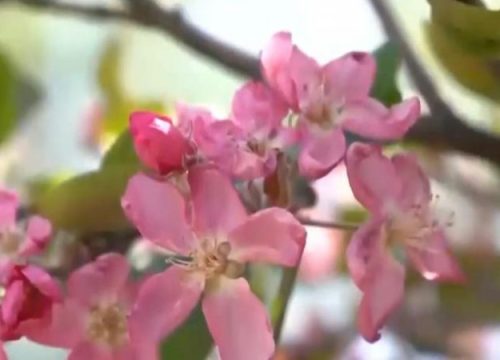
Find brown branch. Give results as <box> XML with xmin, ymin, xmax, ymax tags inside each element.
<box><xmin>296</xmin><ymin>215</ymin><xmax>358</xmax><ymax>231</ymax></box>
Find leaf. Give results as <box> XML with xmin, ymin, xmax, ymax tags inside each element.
<box><xmin>425</xmin><ymin>21</ymin><xmax>500</xmax><ymax>101</ymax></box>
<box><xmin>428</xmin><ymin>0</ymin><xmax>500</xmax><ymax>56</ymax></box>
<box><xmin>0</xmin><ymin>51</ymin><xmax>17</xmax><ymax>143</ymax></box>
<box><xmin>371</xmin><ymin>42</ymin><xmax>402</xmax><ymax>106</ymax></box>
<box><xmin>101</xmin><ymin>130</ymin><xmax>140</xmax><ymax>169</ymax></box>
<box><xmin>160</xmin><ymin>306</ymin><xmax>212</xmax><ymax>360</ymax></box>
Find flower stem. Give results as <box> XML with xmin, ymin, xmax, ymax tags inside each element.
<box><xmin>296</xmin><ymin>215</ymin><xmax>359</xmax><ymax>231</ymax></box>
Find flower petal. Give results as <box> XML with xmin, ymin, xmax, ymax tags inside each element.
<box><xmin>357</xmin><ymin>250</ymin><xmax>405</xmax><ymax>343</ymax></box>
<box><xmin>19</xmin><ymin>215</ymin><xmax>52</xmax><ymax>257</ymax></box>
<box><xmin>122</xmin><ymin>173</ymin><xmax>193</xmax><ymax>254</ymax></box>
<box><xmin>261</xmin><ymin>32</ymin><xmax>296</xmax><ymax>108</ymax></box>
<box><xmin>391</xmin><ymin>153</ymin><xmax>432</xmax><ymax>210</ymax></box>
<box><xmin>298</xmin><ymin>127</ymin><xmax>346</xmax><ymax>180</ymax></box>
<box><xmin>340</xmin><ymin>97</ymin><xmax>420</xmax><ymax>140</ymax></box>
<box><xmin>188</xmin><ymin>166</ymin><xmax>247</xmax><ymax>235</ymax></box>
<box><xmin>323</xmin><ymin>52</ymin><xmax>376</xmax><ymax>100</ymax></box>
<box><xmin>0</xmin><ymin>189</ymin><xmax>18</xmax><ymax>228</ymax></box>
<box><xmin>67</xmin><ymin>253</ymin><xmax>129</xmax><ymax>305</ymax></box>
<box><xmin>345</xmin><ymin>143</ymin><xmax>401</xmax><ymax>214</ymax></box>
<box><xmin>229</xmin><ymin>208</ymin><xmax>305</xmax><ymax>267</ymax></box>
<box><xmin>129</xmin><ymin>266</ymin><xmax>202</xmax><ymax>343</ymax></box>
<box><xmin>232</xmin><ymin>81</ymin><xmax>289</xmax><ymax>133</ymax></box>
<box><xmin>129</xmin><ymin>111</ymin><xmax>192</xmax><ymax>175</ymax></box>
<box><xmin>347</xmin><ymin>217</ymin><xmax>386</xmax><ymax>288</ymax></box>
<box><xmin>20</xmin><ymin>264</ymin><xmax>62</xmax><ymax>300</ymax></box>
<box><xmin>407</xmin><ymin>231</ymin><xmax>465</xmax><ymax>283</ymax></box>
<box><xmin>69</xmin><ymin>342</ymin><xmax>111</xmax><ymax>360</ymax></box>
<box><xmin>202</xmin><ymin>278</ymin><xmax>274</xmax><ymax>360</ymax></box>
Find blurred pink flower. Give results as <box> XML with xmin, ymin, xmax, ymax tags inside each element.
<box><xmin>261</xmin><ymin>32</ymin><xmax>420</xmax><ymax>179</ymax></box>
<box><xmin>0</xmin><ymin>189</ymin><xmax>52</xmax><ymax>271</ymax></box>
<box><xmin>35</xmin><ymin>253</ymin><xmax>156</xmax><ymax>360</ymax></box>
<box><xmin>130</xmin><ymin>111</ymin><xmax>195</xmax><ymax>176</ymax></box>
<box><xmin>345</xmin><ymin>143</ymin><xmax>464</xmax><ymax>342</ymax></box>
<box><xmin>122</xmin><ymin>166</ymin><xmax>306</xmax><ymax>360</ymax></box>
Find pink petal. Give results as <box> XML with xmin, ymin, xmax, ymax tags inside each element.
<box><xmin>407</xmin><ymin>231</ymin><xmax>465</xmax><ymax>283</ymax></box>
<box><xmin>188</xmin><ymin>166</ymin><xmax>247</xmax><ymax>235</ymax></box>
<box><xmin>69</xmin><ymin>342</ymin><xmax>111</xmax><ymax>360</ymax></box>
<box><xmin>323</xmin><ymin>52</ymin><xmax>376</xmax><ymax>100</ymax></box>
<box><xmin>225</xmin><ymin>147</ymin><xmax>276</xmax><ymax>181</ymax></box>
<box><xmin>391</xmin><ymin>153</ymin><xmax>432</xmax><ymax>210</ymax></box>
<box><xmin>114</xmin><ymin>342</ymin><xmax>158</xmax><ymax>360</ymax></box>
<box><xmin>345</xmin><ymin>143</ymin><xmax>401</xmax><ymax>214</ymax></box>
<box><xmin>298</xmin><ymin>127</ymin><xmax>346</xmax><ymax>180</ymax></box>
<box><xmin>0</xmin><ymin>189</ymin><xmax>18</xmax><ymax>228</ymax></box>
<box><xmin>229</xmin><ymin>208</ymin><xmax>305</xmax><ymax>267</ymax></box>
<box><xmin>202</xmin><ymin>278</ymin><xmax>274</xmax><ymax>360</ymax></box>
<box><xmin>340</xmin><ymin>97</ymin><xmax>420</xmax><ymax>140</ymax></box>
<box><xmin>129</xmin><ymin>266</ymin><xmax>202</xmax><ymax>343</ymax></box>
<box><xmin>288</xmin><ymin>47</ymin><xmax>323</xmax><ymax>114</ymax></box>
<box><xmin>129</xmin><ymin>111</ymin><xmax>192</xmax><ymax>175</ymax></box>
<box><xmin>0</xmin><ymin>344</ymin><xmax>6</xmax><ymax>360</ymax></box>
<box><xmin>347</xmin><ymin>217</ymin><xmax>386</xmax><ymax>288</ymax></box>
<box><xmin>19</xmin><ymin>215</ymin><xmax>52</xmax><ymax>257</ymax></box>
<box><xmin>357</xmin><ymin>249</ymin><xmax>406</xmax><ymax>342</ymax></box>
<box><xmin>176</xmin><ymin>103</ymin><xmax>215</xmax><ymax>135</ymax></box>
<box><xmin>231</xmin><ymin>81</ymin><xmax>289</xmax><ymax>134</ymax></box>
<box><xmin>67</xmin><ymin>253</ymin><xmax>129</xmax><ymax>306</ymax></box>
<box><xmin>122</xmin><ymin>173</ymin><xmax>193</xmax><ymax>254</ymax></box>
<box><xmin>1</xmin><ymin>280</ymin><xmax>24</xmax><ymax>328</ymax></box>
<box><xmin>20</xmin><ymin>264</ymin><xmax>62</xmax><ymax>300</ymax></box>
<box><xmin>260</xmin><ymin>32</ymin><xmax>297</xmax><ymax>108</ymax></box>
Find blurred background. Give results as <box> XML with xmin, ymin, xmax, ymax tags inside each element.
<box><xmin>2</xmin><ymin>0</ymin><xmax>500</xmax><ymax>358</ymax></box>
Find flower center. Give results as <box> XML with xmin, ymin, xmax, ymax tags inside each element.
<box><xmin>0</xmin><ymin>229</ymin><xmax>23</xmax><ymax>257</ymax></box>
<box><xmin>87</xmin><ymin>303</ymin><xmax>128</xmax><ymax>348</ymax></box>
<box><xmin>169</xmin><ymin>240</ymin><xmax>245</xmax><ymax>280</ymax></box>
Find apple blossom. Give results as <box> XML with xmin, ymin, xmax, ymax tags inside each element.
<box><xmin>122</xmin><ymin>166</ymin><xmax>306</xmax><ymax>360</ymax></box>
<box><xmin>261</xmin><ymin>32</ymin><xmax>421</xmax><ymax>179</ymax></box>
<box><xmin>345</xmin><ymin>143</ymin><xmax>464</xmax><ymax>342</ymax></box>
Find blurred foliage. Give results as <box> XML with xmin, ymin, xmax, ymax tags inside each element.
<box><xmin>426</xmin><ymin>0</ymin><xmax>500</xmax><ymax>101</ymax></box>
<box><xmin>36</xmin><ymin>131</ymin><xmax>141</xmax><ymax>232</ymax></box>
<box><xmin>160</xmin><ymin>306</ymin><xmax>212</xmax><ymax>360</ymax></box>
<box><xmin>0</xmin><ymin>50</ymin><xmax>17</xmax><ymax>144</ymax></box>
<box><xmin>371</xmin><ymin>41</ymin><xmax>402</xmax><ymax>106</ymax></box>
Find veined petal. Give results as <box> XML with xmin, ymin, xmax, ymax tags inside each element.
<box><xmin>407</xmin><ymin>231</ymin><xmax>465</xmax><ymax>283</ymax></box>
<box><xmin>129</xmin><ymin>266</ymin><xmax>202</xmax><ymax>343</ymax></box>
<box><xmin>202</xmin><ymin>278</ymin><xmax>274</xmax><ymax>360</ymax></box>
<box><xmin>340</xmin><ymin>97</ymin><xmax>420</xmax><ymax>140</ymax></box>
<box><xmin>345</xmin><ymin>143</ymin><xmax>401</xmax><ymax>214</ymax></box>
<box><xmin>357</xmin><ymin>250</ymin><xmax>405</xmax><ymax>343</ymax></box>
<box><xmin>122</xmin><ymin>173</ymin><xmax>193</xmax><ymax>254</ymax></box>
<box><xmin>298</xmin><ymin>127</ymin><xmax>346</xmax><ymax>180</ymax></box>
<box><xmin>323</xmin><ymin>52</ymin><xmax>376</xmax><ymax>100</ymax></box>
<box><xmin>67</xmin><ymin>253</ymin><xmax>129</xmax><ymax>306</ymax></box>
<box><xmin>188</xmin><ymin>166</ymin><xmax>247</xmax><ymax>235</ymax></box>
<box><xmin>260</xmin><ymin>32</ymin><xmax>296</xmax><ymax>109</ymax></box>
<box><xmin>229</xmin><ymin>208</ymin><xmax>305</xmax><ymax>267</ymax></box>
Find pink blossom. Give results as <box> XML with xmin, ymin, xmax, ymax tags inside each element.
<box><xmin>122</xmin><ymin>166</ymin><xmax>306</xmax><ymax>360</ymax></box>
<box><xmin>261</xmin><ymin>32</ymin><xmax>421</xmax><ymax>179</ymax></box>
<box><xmin>129</xmin><ymin>111</ymin><xmax>195</xmax><ymax>176</ymax></box>
<box><xmin>345</xmin><ymin>143</ymin><xmax>464</xmax><ymax>342</ymax></box>
<box><xmin>0</xmin><ymin>189</ymin><xmax>52</xmax><ymax>270</ymax></box>
<box><xmin>177</xmin><ymin>83</ymin><xmax>295</xmax><ymax>180</ymax></box>
<box><xmin>35</xmin><ymin>253</ymin><xmax>156</xmax><ymax>360</ymax></box>
<box><xmin>1</xmin><ymin>264</ymin><xmax>61</xmax><ymax>341</ymax></box>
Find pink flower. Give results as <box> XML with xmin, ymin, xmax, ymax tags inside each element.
<box><xmin>130</xmin><ymin>111</ymin><xmax>195</xmax><ymax>176</ymax></box>
<box><xmin>0</xmin><ymin>189</ymin><xmax>52</xmax><ymax>270</ymax></box>
<box><xmin>178</xmin><ymin>83</ymin><xmax>295</xmax><ymax>180</ymax></box>
<box><xmin>35</xmin><ymin>253</ymin><xmax>156</xmax><ymax>360</ymax></box>
<box><xmin>122</xmin><ymin>166</ymin><xmax>306</xmax><ymax>360</ymax></box>
<box><xmin>345</xmin><ymin>143</ymin><xmax>464</xmax><ymax>342</ymax></box>
<box><xmin>261</xmin><ymin>32</ymin><xmax>421</xmax><ymax>179</ymax></box>
<box><xmin>1</xmin><ymin>264</ymin><xmax>61</xmax><ymax>341</ymax></box>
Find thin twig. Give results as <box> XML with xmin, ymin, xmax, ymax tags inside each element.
<box><xmin>297</xmin><ymin>215</ymin><xmax>358</xmax><ymax>231</ymax></box>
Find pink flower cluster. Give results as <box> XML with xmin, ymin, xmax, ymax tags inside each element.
<box><xmin>0</xmin><ymin>32</ymin><xmax>465</xmax><ymax>360</ymax></box>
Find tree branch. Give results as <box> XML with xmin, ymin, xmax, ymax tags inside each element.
<box><xmin>6</xmin><ymin>0</ymin><xmax>500</xmax><ymax>165</ymax></box>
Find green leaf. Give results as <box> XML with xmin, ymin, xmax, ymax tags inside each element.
<box><xmin>101</xmin><ymin>130</ymin><xmax>140</xmax><ymax>169</ymax></box>
<box><xmin>160</xmin><ymin>306</ymin><xmax>212</xmax><ymax>360</ymax></box>
<box><xmin>371</xmin><ymin>42</ymin><xmax>402</xmax><ymax>106</ymax></box>
<box><xmin>36</xmin><ymin>166</ymin><xmax>136</xmax><ymax>232</ymax></box>
<box><xmin>0</xmin><ymin>51</ymin><xmax>17</xmax><ymax>143</ymax></box>
<box><xmin>428</xmin><ymin>0</ymin><xmax>500</xmax><ymax>56</ymax></box>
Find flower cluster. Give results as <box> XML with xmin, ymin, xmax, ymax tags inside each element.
<box><xmin>0</xmin><ymin>32</ymin><xmax>465</xmax><ymax>360</ymax></box>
